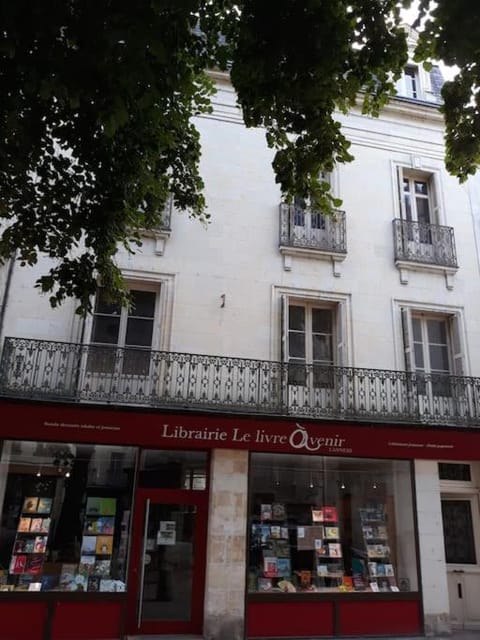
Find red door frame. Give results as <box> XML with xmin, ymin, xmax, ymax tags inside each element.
<box><xmin>126</xmin><ymin>488</ymin><xmax>208</xmax><ymax>635</ymax></box>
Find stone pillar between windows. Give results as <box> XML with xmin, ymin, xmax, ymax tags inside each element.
<box><xmin>414</xmin><ymin>459</ymin><xmax>451</xmax><ymax>635</ymax></box>
<box><xmin>203</xmin><ymin>449</ymin><xmax>249</xmax><ymax>640</ymax></box>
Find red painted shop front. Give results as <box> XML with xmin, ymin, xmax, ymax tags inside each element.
<box><xmin>0</xmin><ymin>398</ymin><xmax>478</xmax><ymax>639</ymax></box>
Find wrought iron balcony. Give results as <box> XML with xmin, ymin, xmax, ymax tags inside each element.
<box><xmin>2</xmin><ymin>338</ymin><xmax>480</xmax><ymax>428</ymax></box>
<box><xmin>393</xmin><ymin>219</ymin><xmax>457</xmax><ymax>268</ymax></box>
<box><xmin>279</xmin><ymin>203</ymin><xmax>346</xmax><ymax>253</ymax></box>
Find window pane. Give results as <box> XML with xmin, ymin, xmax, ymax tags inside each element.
<box><xmin>439</xmin><ymin>463</ymin><xmax>471</xmax><ymax>482</ymax></box>
<box><xmin>289</xmin><ymin>333</ymin><xmax>305</xmax><ymax>358</ymax></box>
<box><xmin>404</xmin><ymin>193</ymin><xmax>412</xmax><ymax>222</ymax></box>
<box><xmin>94</xmin><ymin>289</ymin><xmax>121</xmax><ymax>316</ymax></box>
<box><xmin>312</xmin><ymin>309</ymin><xmax>332</xmax><ymax>334</ymax></box>
<box><xmin>429</xmin><ymin>345</ymin><xmax>449</xmax><ymax>372</ymax></box>
<box><xmin>310</xmin><ymin>213</ymin><xmax>326</xmax><ymax>230</ymax></box>
<box><xmin>289</xmin><ymin>306</ymin><xmax>305</xmax><ymax>331</ymax></box>
<box><xmin>0</xmin><ymin>440</ymin><xmax>136</xmax><ymax>592</ymax></box>
<box><xmin>91</xmin><ymin>316</ymin><xmax>120</xmax><ymax>345</ymax></box>
<box><xmin>412</xmin><ymin>318</ymin><xmax>422</xmax><ymax>342</ymax></box>
<box><xmin>442</xmin><ymin>500</ymin><xmax>476</xmax><ymax>564</ymax></box>
<box><xmin>125</xmin><ymin>318</ymin><xmax>154</xmax><ymax>347</ymax></box>
<box><xmin>414</xmin><ymin>181</ymin><xmax>428</xmax><ymax>195</ymax></box>
<box><xmin>140</xmin><ymin>450</ymin><xmax>208</xmax><ymax>490</ymax></box>
<box><xmin>130</xmin><ymin>291</ymin><xmax>156</xmax><ymax>318</ymax></box>
<box><xmin>416</xmin><ymin>198</ymin><xmax>430</xmax><ymax>225</ymax></box>
<box><xmin>403</xmin><ymin>178</ymin><xmax>410</xmax><ymax>193</ymax></box>
<box><xmin>427</xmin><ymin>319</ymin><xmax>447</xmax><ymax>345</ymax></box>
<box><xmin>248</xmin><ymin>454</ymin><xmax>418</xmax><ymax>593</ymax></box>
<box><xmin>414</xmin><ymin>343</ymin><xmax>424</xmax><ymax>369</ymax></box>
<box><xmin>312</xmin><ymin>334</ymin><xmax>332</xmax><ymax>362</ymax></box>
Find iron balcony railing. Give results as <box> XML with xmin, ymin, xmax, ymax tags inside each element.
<box><xmin>392</xmin><ymin>219</ymin><xmax>457</xmax><ymax>268</ymax></box>
<box><xmin>279</xmin><ymin>204</ymin><xmax>347</xmax><ymax>253</ymax></box>
<box><xmin>1</xmin><ymin>338</ymin><xmax>480</xmax><ymax>427</ymax></box>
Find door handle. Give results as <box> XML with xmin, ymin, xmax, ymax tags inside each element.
<box><xmin>458</xmin><ymin>582</ymin><xmax>463</xmax><ymax>599</ymax></box>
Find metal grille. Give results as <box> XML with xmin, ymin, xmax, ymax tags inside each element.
<box><xmin>393</xmin><ymin>219</ymin><xmax>457</xmax><ymax>267</ymax></box>
<box><xmin>2</xmin><ymin>338</ymin><xmax>480</xmax><ymax>427</ymax></box>
<box><xmin>279</xmin><ymin>204</ymin><xmax>346</xmax><ymax>253</ymax></box>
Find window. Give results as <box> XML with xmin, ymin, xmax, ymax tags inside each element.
<box><xmin>398</xmin><ymin>169</ymin><xmax>437</xmax><ymax>241</ymax></box>
<box><xmin>401</xmin><ymin>308</ymin><xmax>465</xmax><ymax>401</ymax></box>
<box><xmin>89</xmin><ymin>287</ymin><xmax>157</xmax><ymax>375</ymax></box>
<box><xmin>439</xmin><ymin>463</ymin><xmax>472</xmax><ymax>482</ymax></box>
<box><xmin>442</xmin><ymin>499</ymin><xmax>477</xmax><ymax>564</ymax></box>
<box><xmin>404</xmin><ymin>66</ymin><xmax>418</xmax><ymax>99</ymax></box>
<box><xmin>0</xmin><ymin>440</ymin><xmax>136</xmax><ymax>592</ymax></box>
<box><xmin>284</xmin><ymin>301</ymin><xmax>336</xmax><ymax>387</ymax></box>
<box><xmin>248</xmin><ymin>453</ymin><xmax>418</xmax><ymax>593</ymax></box>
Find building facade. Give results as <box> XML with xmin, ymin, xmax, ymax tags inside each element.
<box><xmin>1</xmin><ymin>37</ymin><xmax>480</xmax><ymax>640</ymax></box>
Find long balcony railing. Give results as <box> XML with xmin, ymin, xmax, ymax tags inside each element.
<box><xmin>1</xmin><ymin>338</ymin><xmax>480</xmax><ymax>427</ymax></box>
<box><xmin>279</xmin><ymin>204</ymin><xmax>346</xmax><ymax>253</ymax></box>
<box><xmin>393</xmin><ymin>219</ymin><xmax>457</xmax><ymax>268</ymax></box>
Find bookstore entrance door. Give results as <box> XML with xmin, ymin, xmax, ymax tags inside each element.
<box><xmin>127</xmin><ymin>488</ymin><xmax>208</xmax><ymax>636</ymax></box>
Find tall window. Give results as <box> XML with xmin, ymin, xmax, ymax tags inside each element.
<box><xmin>286</xmin><ymin>303</ymin><xmax>334</xmax><ymax>387</ymax></box>
<box><xmin>402</xmin><ymin>177</ymin><xmax>431</xmax><ymax>226</ymax></box>
<box><xmin>401</xmin><ymin>309</ymin><xmax>465</xmax><ymax>397</ymax></box>
<box><xmin>89</xmin><ymin>288</ymin><xmax>157</xmax><ymax>375</ymax></box>
<box><xmin>404</xmin><ymin>66</ymin><xmax>418</xmax><ymax>98</ymax></box>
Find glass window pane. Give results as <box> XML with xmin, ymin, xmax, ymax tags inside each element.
<box><xmin>404</xmin><ymin>193</ymin><xmax>412</xmax><ymax>221</ymax></box>
<box><xmin>414</xmin><ymin>343</ymin><xmax>424</xmax><ymax>369</ymax></box>
<box><xmin>130</xmin><ymin>291</ymin><xmax>156</xmax><ymax>318</ymax></box>
<box><xmin>312</xmin><ymin>309</ymin><xmax>332</xmax><ymax>334</ymax></box>
<box><xmin>289</xmin><ymin>333</ymin><xmax>305</xmax><ymax>358</ymax></box>
<box><xmin>0</xmin><ymin>440</ymin><xmax>136</xmax><ymax>592</ymax></box>
<box><xmin>140</xmin><ymin>451</ymin><xmax>208</xmax><ymax>489</ymax></box>
<box><xmin>289</xmin><ymin>306</ymin><xmax>305</xmax><ymax>331</ymax></box>
<box><xmin>122</xmin><ymin>348</ymin><xmax>151</xmax><ymax>376</ymax></box>
<box><xmin>429</xmin><ymin>345</ymin><xmax>449</xmax><ymax>372</ymax></box>
<box><xmin>416</xmin><ymin>197</ymin><xmax>430</xmax><ymax>225</ymax></box>
<box><xmin>91</xmin><ymin>316</ymin><xmax>120</xmax><ymax>345</ymax></box>
<box><xmin>414</xmin><ymin>180</ymin><xmax>428</xmax><ymax>195</ymax></box>
<box><xmin>403</xmin><ymin>178</ymin><xmax>410</xmax><ymax>193</ymax></box>
<box><xmin>248</xmin><ymin>454</ymin><xmax>418</xmax><ymax>594</ymax></box>
<box><xmin>312</xmin><ymin>334</ymin><xmax>332</xmax><ymax>362</ymax></box>
<box><xmin>125</xmin><ymin>318</ymin><xmax>154</xmax><ymax>347</ymax></box>
<box><xmin>442</xmin><ymin>500</ymin><xmax>476</xmax><ymax>564</ymax></box>
<box><xmin>94</xmin><ymin>289</ymin><xmax>121</xmax><ymax>316</ymax></box>
<box><xmin>427</xmin><ymin>319</ymin><xmax>447</xmax><ymax>345</ymax></box>
<box><xmin>412</xmin><ymin>318</ymin><xmax>422</xmax><ymax>342</ymax></box>
<box><xmin>310</xmin><ymin>213</ymin><xmax>326</xmax><ymax>230</ymax></box>
<box><xmin>438</xmin><ymin>463</ymin><xmax>472</xmax><ymax>482</ymax></box>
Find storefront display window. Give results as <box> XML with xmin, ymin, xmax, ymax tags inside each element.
<box><xmin>0</xmin><ymin>440</ymin><xmax>136</xmax><ymax>593</ymax></box>
<box><xmin>248</xmin><ymin>453</ymin><xmax>418</xmax><ymax>594</ymax></box>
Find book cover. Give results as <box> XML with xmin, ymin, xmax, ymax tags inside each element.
<box><xmin>10</xmin><ymin>554</ymin><xmax>27</xmax><ymax>574</ymax></box>
<box><xmin>260</xmin><ymin>525</ymin><xmax>270</xmax><ymax>543</ymax></box>
<box><xmin>272</xmin><ymin>503</ymin><xmax>286</xmax><ymax>520</ymax></box>
<box><xmin>276</xmin><ymin>557</ymin><xmax>291</xmax><ymax>577</ymax></box>
<box><xmin>93</xmin><ymin>559</ymin><xmax>111</xmax><ymax>576</ymax></box>
<box><xmin>72</xmin><ymin>574</ymin><xmax>88</xmax><ymax>591</ymax></box>
<box><xmin>80</xmin><ymin>536</ymin><xmax>97</xmax><ymax>555</ymax></box>
<box><xmin>263</xmin><ymin>556</ymin><xmax>277</xmax><ymax>577</ymax></box>
<box><xmin>97</xmin><ymin>517</ymin><xmax>115</xmax><ymax>535</ymax></box>
<box><xmin>83</xmin><ymin>519</ymin><xmax>98</xmax><ymax>534</ymax></box>
<box><xmin>40</xmin><ymin>518</ymin><xmax>51</xmax><ymax>534</ymax></box>
<box><xmin>257</xmin><ymin>577</ymin><xmax>272</xmax><ymax>591</ymax></box>
<box><xmin>317</xmin><ymin>564</ymin><xmax>329</xmax><ymax>577</ymax></box>
<box><xmin>13</xmin><ymin>538</ymin><xmax>26</xmax><ymax>553</ymax></box>
<box><xmin>86</xmin><ymin>497</ymin><xmax>101</xmax><ymax>515</ymax></box>
<box><xmin>25</xmin><ymin>554</ymin><xmax>44</xmax><ymax>575</ymax></box>
<box><xmin>325</xmin><ymin>526</ymin><xmax>339</xmax><ymax>539</ymax></box>
<box><xmin>385</xmin><ymin>564</ymin><xmax>394</xmax><ymax>576</ymax></box>
<box><xmin>280</xmin><ymin>526</ymin><xmax>289</xmax><ymax>540</ymax></box>
<box><xmin>270</xmin><ymin>525</ymin><xmax>281</xmax><ymax>539</ymax></box>
<box><xmin>297</xmin><ymin>569</ymin><xmax>312</xmax><ymax>587</ymax></box>
<box><xmin>59</xmin><ymin>564</ymin><xmax>77</xmax><ymax>591</ymax></box>
<box><xmin>370</xmin><ymin>581</ymin><xmax>379</xmax><ymax>592</ymax></box>
<box><xmin>23</xmin><ymin>497</ymin><xmax>39</xmax><ymax>514</ymax></box>
<box><xmin>33</xmin><ymin>536</ymin><xmax>48</xmax><ymax>553</ymax></box>
<box><xmin>362</xmin><ymin>525</ymin><xmax>374</xmax><ymax>539</ymax></box>
<box><xmin>99</xmin><ymin>579</ymin><xmax>116</xmax><ymax>592</ymax></box>
<box><xmin>87</xmin><ymin>576</ymin><xmax>101</xmax><ymax>592</ymax></box>
<box><xmin>37</xmin><ymin>498</ymin><xmax>52</xmax><ymax>514</ymax></box>
<box><xmin>28</xmin><ymin>582</ymin><xmax>42</xmax><ymax>591</ymax></box>
<box><xmin>260</xmin><ymin>504</ymin><xmax>272</xmax><ymax>522</ymax></box>
<box><xmin>273</xmin><ymin>539</ymin><xmax>290</xmax><ymax>557</ymax></box>
<box><xmin>99</xmin><ymin>498</ymin><xmax>116</xmax><ymax>516</ymax></box>
<box><xmin>368</xmin><ymin>562</ymin><xmax>377</xmax><ymax>576</ymax></box>
<box><xmin>376</xmin><ymin>563</ymin><xmax>386</xmax><ymax>576</ymax></box>
<box><xmin>377</xmin><ymin>525</ymin><xmax>388</xmax><ymax>538</ymax></box>
<box><xmin>377</xmin><ymin>577</ymin><xmax>391</xmax><ymax>592</ymax></box>
<box><xmin>41</xmin><ymin>574</ymin><xmax>60</xmax><ymax>591</ymax></box>
<box><xmin>79</xmin><ymin>555</ymin><xmax>95</xmax><ymax>575</ymax></box>
<box><xmin>322</xmin><ymin>506</ymin><xmax>338</xmax><ymax>522</ymax></box>
<box><xmin>353</xmin><ymin>573</ymin><xmax>367</xmax><ymax>591</ymax></box>
<box><xmin>30</xmin><ymin>518</ymin><xmax>43</xmax><ymax>533</ymax></box>
<box><xmin>328</xmin><ymin>542</ymin><xmax>342</xmax><ymax>558</ymax></box>
<box><xmin>17</xmin><ymin>517</ymin><xmax>31</xmax><ymax>533</ymax></box>
<box><xmin>95</xmin><ymin>535</ymin><xmax>113</xmax><ymax>555</ymax></box>
<box><xmin>24</xmin><ymin>539</ymin><xmax>35</xmax><ymax>553</ymax></box>
<box><xmin>342</xmin><ymin>576</ymin><xmax>354</xmax><ymax>590</ymax></box>
<box><xmin>311</xmin><ymin>507</ymin><xmax>323</xmax><ymax>522</ymax></box>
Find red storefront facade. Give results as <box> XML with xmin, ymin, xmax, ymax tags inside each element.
<box><xmin>0</xmin><ymin>398</ymin><xmax>477</xmax><ymax>639</ymax></box>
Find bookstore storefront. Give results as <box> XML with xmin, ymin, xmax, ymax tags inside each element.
<box><xmin>0</xmin><ymin>399</ymin><xmax>478</xmax><ymax>639</ymax></box>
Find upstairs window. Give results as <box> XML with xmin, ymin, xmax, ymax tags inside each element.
<box><xmin>404</xmin><ymin>66</ymin><xmax>419</xmax><ymax>99</ymax></box>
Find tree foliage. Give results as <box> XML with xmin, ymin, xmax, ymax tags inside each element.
<box><xmin>0</xmin><ymin>1</ymin><xmax>477</xmax><ymax>312</ymax></box>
